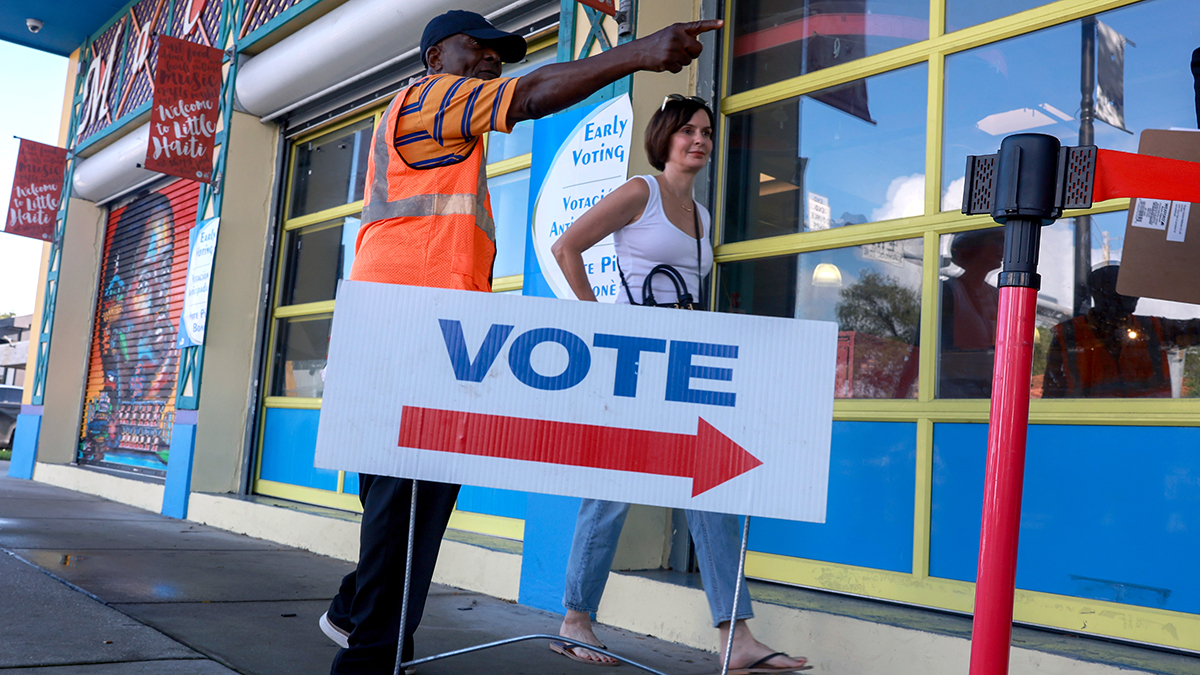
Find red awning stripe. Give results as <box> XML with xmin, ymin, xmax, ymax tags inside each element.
<box><xmin>733</xmin><ymin>14</ymin><xmax>929</xmax><ymax>57</ymax></box>
<box><xmin>1094</xmin><ymin>148</ymin><xmax>1200</xmax><ymax>204</ymax></box>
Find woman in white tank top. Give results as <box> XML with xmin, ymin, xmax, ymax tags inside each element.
<box><xmin>549</xmin><ymin>97</ymin><xmax>809</xmax><ymax>673</ymax></box>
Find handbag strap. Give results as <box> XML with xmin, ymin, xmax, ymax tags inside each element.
<box><xmin>617</xmin><ymin>258</ymin><xmax>638</xmax><ymax>305</ymax></box>
<box><xmin>693</xmin><ymin>205</ymin><xmax>705</xmax><ymax>308</ymax></box>
<box><xmin>642</xmin><ymin>264</ymin><xmax>692</xmax><ymax>306</ymax></box>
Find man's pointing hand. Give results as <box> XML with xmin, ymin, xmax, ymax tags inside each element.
<box><xmin>639</xmin><ymin>19</ymin><xmax>724</xmax><ymax>73</ymax></box>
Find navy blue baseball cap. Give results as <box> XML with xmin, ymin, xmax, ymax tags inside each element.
<box><xmin>421</xmin><ymin>10</ymin><xmax>527</xmax><ymax>66</ymax></box>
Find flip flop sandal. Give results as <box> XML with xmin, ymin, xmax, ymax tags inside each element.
<box><xmin>549</xmin><ymin>640</ymin><xmax>620</xmax><ymax>666</ymax></box>
<box><xmin>728</xmin><ymin>652</ymin><xmax>812</xmax><ymax>674</ymax></box>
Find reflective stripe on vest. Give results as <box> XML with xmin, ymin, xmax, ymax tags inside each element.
<box><xmin>362</xmin><ymin>88</ymin><xmax>495</xmax><ymax>244</ymax></box>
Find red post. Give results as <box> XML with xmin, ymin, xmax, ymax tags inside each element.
<box><xmin>968</xmin><ymin>285</ymin><xmax>1039</xmax><ymax>675</ymax></box>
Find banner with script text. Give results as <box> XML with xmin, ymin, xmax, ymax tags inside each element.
<box><xmin>4</xmin><ymin>139</ymin><xmax>68</xmax><ymax>242</ymax></box>
<box><xmin>145</xmin><ymin>35</ymin><xmax>223</xmax><ymax>182</ymax></box>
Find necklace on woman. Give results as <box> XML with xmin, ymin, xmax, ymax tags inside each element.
<box><xmin>669</xmin><ymin>191</ymin><xmax>694</xmax><ymax>212</ymax></box>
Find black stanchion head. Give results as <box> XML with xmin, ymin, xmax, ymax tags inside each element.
<box><xmin>991</xmin><ymin>133</ymin><xmax>1061</xmax><ymax>224</ymax></box>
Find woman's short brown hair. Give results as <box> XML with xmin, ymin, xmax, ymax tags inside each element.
<box><xmin>644</xmin><ymin>97</ymin><xmax>714</xmax><ymax>172</ymax></box>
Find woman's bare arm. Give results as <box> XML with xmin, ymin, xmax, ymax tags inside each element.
<box><xmin>550</xmin><ymin>178</ymin><xmax>650</xmax><ymax>302</ymax></box>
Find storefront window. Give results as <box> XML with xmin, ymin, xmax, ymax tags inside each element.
<box><xmin>945</xmin><ymin>1</ymin><xmax>1052</xmax><ymax>33</ymax></box>
<box><xmin>938</xmin><ymin>214</ymin><xmax>1200</xmax><ymax>399</ymax></box>
<box><xmin>942</xmin><ymin>0</ymin><xmax>1200</xmax><ymax>211</ymax></box>
<box><xmin>717</xmin><ymin>238</ymin><xmax>922</xmax><ymax>399</ymax></box>
<box><xmin>487</xmin><ymin>46</ymin><xmax>556</xmax><ymax>163</ymax></box>
<box><xmin>724</xmin><ymin>64</ymin><xmax>926</xmax><ymax>243</ymax></box>
<box><xmin>280</xmin><ymin>215</ymin><xmax>361</xmax><ymax>306</ymax></box>
<box><xmin>728</xmin><ymin>0</ymin><xmax>928</xmax><ymax>94</ymax></box>
<box><xmin>288</xmin><ymin>118</ymin><xmax>373</xmax><ymax>219</ymax></box>
<box><xmin>270</xmin><ymin>314</ymin><xmax>333</xmax><ymax>398</ymax></box>
<box><xmin>490</xmin><ymin>169</ymin><xmax>531</xmax><ymax>278</ymax></box>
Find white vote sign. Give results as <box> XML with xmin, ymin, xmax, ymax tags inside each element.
<box><xmin>315</xmin><ymin>281</ymin><xmax>837</xmax><ymax>522</ymax></box>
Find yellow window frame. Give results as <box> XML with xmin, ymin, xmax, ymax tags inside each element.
<box><xmin>713</xmin><ymin>0</ymin><xmax>1197</xmax><ymax>651</ymax></box>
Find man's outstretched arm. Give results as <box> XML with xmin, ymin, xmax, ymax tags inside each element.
<box><xmin>506</xmin><ymin>19</ymin><xmax>722</xmax><ymax>125</ymax></box>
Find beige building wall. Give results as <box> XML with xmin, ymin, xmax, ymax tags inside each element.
<box><xmin>627</xmin><ymin>0</ymin><xmax>700</xmax><ymax>179</ymax></box>
<box><xmin>37</xmin><ymin>198</ymin><xmax>106</xmax><ymax>464</ymax></box>
<box><xmin>191</xmin><ymin>111</ymin><xmax>280</xmax><ymax>494</ymax></box>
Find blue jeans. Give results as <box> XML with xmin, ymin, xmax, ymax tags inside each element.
<box><xmin>563</xmin><ymin>499</ymin><xmax>753</xmax><ymax>627</ymax></box>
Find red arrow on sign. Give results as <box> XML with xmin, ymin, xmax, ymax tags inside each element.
<box><xmin>398</xmin><ymin>406</ymin><xmax>762</xmax><ymax>497</ymax></box>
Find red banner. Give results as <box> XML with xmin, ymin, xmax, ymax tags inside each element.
<box><xmin>145</xmin><ymin>35</ymin><xmax>223</xmax><ymax>181</ymax></box>
<box><xmin>5</xmin><ymin>139</ymin><xmax>68</xmax><ymax>242</ymax></box>
<box><xmin>577</xmin><ymin>0</ymin><xmax>617</xmax><ymax>16</ymax></box>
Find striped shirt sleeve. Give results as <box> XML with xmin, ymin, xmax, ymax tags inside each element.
<box><xmin>395</xmin><ymin>74</ymin><xmax>521</xmax><ymax>168</ymax></box>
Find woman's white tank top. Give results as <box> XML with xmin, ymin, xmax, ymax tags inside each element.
<box><xmin>613</xmin><ymin>175</ymin><xmax>713</xmax><ymax>305</ymax></box>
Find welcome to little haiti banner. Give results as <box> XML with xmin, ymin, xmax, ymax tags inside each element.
<box><xmin>5</xmin><ymin>139</ymin><xmax>68</xmax><ymax>242</ymax></box>
<box><xmin>145</xmin><ymin>36</ymin><xmax>223</xmax><ymax>182</ymax></box>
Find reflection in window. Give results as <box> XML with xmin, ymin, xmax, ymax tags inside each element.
<box><xmin>938</xmin><ymin>226</ymin><xmax>1004</xmax><ymax>398</ymax></box>
<box><xmin>280</xmin><ymin>215</ymin><xmax>362</xmax><ymax>306</ymax></box>
<box><xmin>487</xmin><ymin>47</ymin><xmax>556</xmax><ymax>163</ymax></box>
<box><xmin>937</xmin><ymin>213</ymin><xmax>1200</xmax><ymax>399</ymax></box>
<box><xmin>490</xmin><ymin>168</ymin><xmax>530</xmax><ymax>278</ymax></box>
<box><xmin>728</xmin><ymin>0</ymin><xmax>928</xmax><ymax>94</ymax></box>
<box><xmin>270</xmin><ymin>314</ymin><xmax>333</xmax><ymax>398</ymax></box>
<box><xmin>724</xmin><ymin>64</ymin><xmax>926</xmax><ymax>243</ymax></box>
<box><xmin>945</xmin><ymin>0</ymin><xmax>1052</xmax><ymax>33</ymax></box>
<box><xmin>718</xmin><ymin>238</ymin><xmax>922</xmax><ymax>398</ymax></box>
<box><xmin>289</xmin><ymin>118</ymin><xmax>373</xmax><ymax>219</ymax></box>
<box><xmin>942</xmin><ymin>0</ymin><xmax>1200</xmax><ymax>211</ymax></box>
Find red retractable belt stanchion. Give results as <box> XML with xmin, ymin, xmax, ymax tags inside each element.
<box><xmin>967</xmin><ymin>285</ymin><xmax>1038</xmax><ymax>675</ymax></box>
<box><xmin>961</xmin><ymin>133</ymin><xmax>1200</xmax><ymax>675</ymax></box>
<box><xmin>963</xmin><ymin>133</ymin><xmax>1063</xmax><ymax>675</ymax></box>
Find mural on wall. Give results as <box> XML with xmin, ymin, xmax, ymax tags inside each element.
<box><xmin>79</xmin><ymin>180</ymin><xmax>200</xmax><ymax>477</ymax></box>
<box><xmin>76</xmin><ymin>0</ymin><xmax>223</xmax><ymax>145</ymax></box>
<box><xmin>239</xmin><ymin>0</ymin><xmax>306</xmax><ymax>40</ymax></box>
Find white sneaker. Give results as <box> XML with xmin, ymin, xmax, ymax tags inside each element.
<box><xmin>319</xmin><ymin>611</ymin><xmax>350</xmax><ymax>649</ymax></box>
<box><xmin>319</xmin><ymin>612</ymin><xmax>415</xmax><ymax>674</ymax></box>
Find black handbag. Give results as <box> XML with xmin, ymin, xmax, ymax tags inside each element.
<box><xmin>618</xmin><ymin>207</ymin><xmax>705</xmax><ymax>310</ymax></box>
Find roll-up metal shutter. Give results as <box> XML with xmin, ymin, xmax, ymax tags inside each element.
<box><xmin>78</xmin><ymin>179</ymin><xmax>201</xmax><ymax>478</ymax></box>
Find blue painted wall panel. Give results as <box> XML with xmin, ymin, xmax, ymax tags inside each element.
<box><xmin>748</xmin><ymin>421</ymin><xmax>915</xmax><ymax>574</ymax></box>
<box><xmin>259</xmin><ymin>408</ymin><xmax>339</xmax><ymax>491</ymax></box>
<box><xmin>519</xmin><ymin>493</ymin><xmax>581</xmax><ymax>613</ymax></box>
<box><xmin>457</xmin><ymin>486</ymin><xmax>528</xmax><ymax>520</ymax></box>
<box><xmin>931</xmin><ymin>423</ymin><xmax>1200</xmax><ymax>614</ymax></box>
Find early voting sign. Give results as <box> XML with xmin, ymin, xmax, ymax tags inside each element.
<box><xmin>178</xmin><ymin>217</ymin><xmax>218</xmax><ymax>348</ymax></box>
<box><xmin>523</xmin><ymin>94</ymin><xmax>633</xmax><ymax>301</ymax></box>
<box><xmin>315</xmin><ymin>281</ymin><xmax>837</xmax><ymax>522</ymax></box>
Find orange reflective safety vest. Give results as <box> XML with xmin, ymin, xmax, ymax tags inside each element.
<box><xmin>1048</xmin><ymin>315</ymin><xmax>1171</xmax><ymax>397</ymax></box>
<box><xmin>350</xmin><ymin>82</ymin><xmax>496</xmax><ymax>292</ymax></box>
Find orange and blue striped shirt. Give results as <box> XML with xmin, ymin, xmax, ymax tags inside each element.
<box><xmin>395</xmin><ymin>74</ymin><xmax>521</xmax><ymax>168</ymax></box>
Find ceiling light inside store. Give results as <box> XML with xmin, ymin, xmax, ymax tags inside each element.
<box><xmin>976</xmin><ymin>108</ymin><xmax>1055</xmax><ymax>136</ymax></box>
<box><xmin>812</xmin><ymin>263</ymin><xmax>843</xmax><ymax>287</ymax></box>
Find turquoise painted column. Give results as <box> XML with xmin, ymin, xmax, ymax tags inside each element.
<box><xmin>161</xmin><ymin>410</ymin><xmax>198</xmax><ymax>518</ymax></box>
<box><xmin>158</xmin><ymin>1</ymin><xmax>244</xmax><ymax>519</ymax></box>
<box><xmin>7</xmin><ymin>407</ymin><xmax>43</xmax><ymax>480</ymax></box>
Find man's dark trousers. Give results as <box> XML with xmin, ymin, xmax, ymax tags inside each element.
<box><xmin>328</xmin><ymin>474</ymin><xmax>460</xmax><ymax>674</ymax></box>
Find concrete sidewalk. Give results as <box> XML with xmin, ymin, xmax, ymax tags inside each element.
<box><xmin>0</xmin><ymin>462</ymin><xmax>723</xmax><ymax>675</ymax></box>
